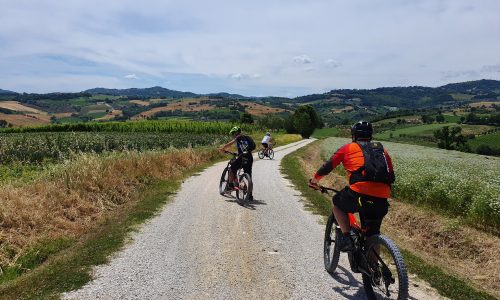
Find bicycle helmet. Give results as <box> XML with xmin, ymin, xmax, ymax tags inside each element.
<box><xmin>351</xmin><ymin>121</ymin><xmax>373</xmax><ymax>140</ymax></box>
<box><xmin>266</xmin><ymin>132</ymin><xmax>271</xmax><ymax>136</ymax></box>
<box><xmin>229</xmin><ymin>126</ymin><xmax>241</xmax><ymax>135</ymax></box>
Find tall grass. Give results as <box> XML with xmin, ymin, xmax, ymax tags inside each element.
<box><xmin>0</xmin><ymin>148</ymin><xmax>223</xmax><ymax>276</ymax></box>
<box><xmin>321</xmin><ymin>138</ymin><xmax>500</xmax><ymax>231</ymax></box>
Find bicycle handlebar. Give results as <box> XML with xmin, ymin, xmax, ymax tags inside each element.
<box><xmin>223</xmin><ymin>150</ymin><xmax>238</xmax><ymax>156</ymax></box>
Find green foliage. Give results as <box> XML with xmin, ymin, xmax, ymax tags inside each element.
<box><xmin>286</xmin><ymin>105</ymin><xmax>323</xmax><ymax>138</ymax></box>
<box><xmin>433</xmin><ymin>126</ymin><xmax>469</xmax><ymax>151</ymax></box>
<box><xmin>240</xmin><ymin>112</ymin><xmax>254</xmax><ymax>124</ymax></box>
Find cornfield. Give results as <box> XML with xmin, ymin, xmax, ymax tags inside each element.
<box><xmin>0</xmin><ymin>120</ymin><xmax>256</xmax><ymax>134</ymax></box>
<box><xmin>0</xmin><ymin>132</ymin><xmax>227</xmax><ymax>164</ymax></box>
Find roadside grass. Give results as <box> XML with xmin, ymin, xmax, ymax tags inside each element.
<box><xmin>0</xmin><ymin>181</ymin><xmax>179</xmax><ymax>299</ymax></box>
<box><xmin>281</xmin><ymin>141</ymin><xmax>498</xmax><ymax>300</ymax></box>
<box><xmin>312</xmin><ymin>128</ymin><xmax>340</xmax><ymax>139</ymax></box>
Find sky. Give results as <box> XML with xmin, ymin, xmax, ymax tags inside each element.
<box><xmin>1</xmin><ymin>0</ymin><xmax>499</xmax><ymax>97</ymax></box>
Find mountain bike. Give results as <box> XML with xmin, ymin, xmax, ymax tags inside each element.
<box><xmin>258</xmin><ymin>142</ymin><xmax>274</xmax><ymax>160</ymax></box>
<box><xmin>318</xmin><ymin>186</ymin><xmax>408</xmax><ymax>300</ymax></box>
<box><xmin>219</xmin><ymin>151</ymin><xmax>253</xmax><ymax>205</ymax></box>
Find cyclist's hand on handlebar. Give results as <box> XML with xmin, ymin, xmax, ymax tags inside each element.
<box><xmin>308</xmin><ymin>178</ymin><xmax>320</xmax><ymax>190</ymax></box>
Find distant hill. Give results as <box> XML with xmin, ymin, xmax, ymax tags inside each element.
<box><xmin>85</xmin><ymin>86</ymin><xmax>198</xmax><ymax>99</ymax></box>
<box><xmin>439</xmin><ymin>79</ymin><xmax>500</xmax><ymax>94</ymax></box>
<box><xmin>0</xmin><ymin>89</ymin><xmax>17</xmax><ymax>95</ymax></box>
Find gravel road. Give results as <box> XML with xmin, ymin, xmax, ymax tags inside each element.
<box><xmin>64</xmin><ymin>139</ymin><xmax>445</xmax><ymax>300</ymax></box>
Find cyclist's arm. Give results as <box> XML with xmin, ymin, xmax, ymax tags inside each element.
<box><xmin>310</xmin><ymin>145</ymin><xmax>346</xmax><ymax>183</ymax></box>
<box><xmin>220</xmin><ymin>138</ymin><xmax>237</xmax><ymax>152</ymax></box>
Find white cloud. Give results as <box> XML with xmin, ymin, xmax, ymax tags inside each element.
<box><xmin>230</xmin><ymin>73</ymin><xmax>244</xmax><ymax>80</ymax></box>
<box><xmin>325</xmin><ymin>59</ymin><xmax>340</xmax><ymax>68</ymax></box>
<box><xmin>251</xmin><ymin>73</ymin><xmax>262</xmax><ymax>79</ymax></box>
<box><xmin>293</xmin><ymin>55</ymin><xmax>312</xmax><ymax>64</ymax></box>
<box><xmin>482</xmin><ymin>64</ymin><xmax>500</xmax><ymax>73</ymax></box>
<box><xmin>124</xmin><ymin>74</ymin><xmax>138</xmax><ymax>79</ymax></box>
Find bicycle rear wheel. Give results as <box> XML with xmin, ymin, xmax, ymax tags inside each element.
<box><xmin>324</xmin><ymin>214</ymin><xmax>341</xmax><ymax>273</ymax></box>
<box><xmin>268</xmin><ymin>149</ymin><xmax>274</xmax><ymax>160</ymax></box>
<box><xmin>236</xmin><ymin>173</ymin><xmax>253</xmax><ymax>205</ymax></box>
<box><xmin>219</xmin><ymin>167</ymin><xmax>229</xmax><ymax>195</ymax></box>
<box><xmin>362</xmin><ymin>234</ymin><xmax>408</xmax><ymax>300</ymax></box>
<box><xmin>258</xmin><ymin>150</ymin><xmax>265</xmax><ymax>159</ymax></box>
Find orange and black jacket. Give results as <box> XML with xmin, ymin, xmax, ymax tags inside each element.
<box><xmin>314</xmin><ymin>142</ymin><xmax>395</xmax><ymax>199</ymax></box>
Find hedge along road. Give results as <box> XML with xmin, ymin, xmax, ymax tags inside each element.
<box><xmin>64</xmin><ymin>139</ymin><xmax>443</xmax><ymax>300</ymax></box>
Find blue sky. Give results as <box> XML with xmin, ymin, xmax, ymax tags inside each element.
<box><xmin>1</xmin><ymin>0</ymin><xmax>499</xmax><ymax>97</ymax></box>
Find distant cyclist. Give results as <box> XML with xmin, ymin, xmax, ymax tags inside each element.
<box><xmin>220</xmin><ymin>126</ymin><xmax>256</xmax><ymax>200</ymax></box>
<box><xmin>261</xmin><ymin>132</ymin><xmax>274</xmax><ymax>156</ymax></box>
<box><xmin>308</xmin><ymin>121</ymin><xmax>395</xmax><ymax>251</ymax></box>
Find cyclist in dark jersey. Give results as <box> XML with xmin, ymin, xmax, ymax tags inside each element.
<box><xmin>308</xmin><ymin>121</ymin><xmax>395</xmax><ymax>251</ymax></box>
<box><xmin>220</xmin><ymin>126</ymin><xmax>255</xmax><ymax>200</ymax></box>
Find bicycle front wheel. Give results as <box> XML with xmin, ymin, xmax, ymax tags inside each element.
<box><xmin>362</xmin><ymin>234</ymin><xmax>408</xmax><ymax>300</ymax></box>
<box><xmin>236</xmin><ymin>173</ymin><xmax>253</xmax><ymax>205</ymax></box>
<box><xmin>258</xmin><ymin>150</ymin><xmax>265</xmax><ymax>159</ymax></box>
<box><xmin>219</xmin><ymin>167</ymin><xmax>229</xmax><ymax>195</ymax></box>
<box><xmin>268</xmin><ymin>149</ymin><xmax>274</xmax><ymax>160</ymax></box>
<box><xmin>324</xmin><ymin>214</ymin><xmax>341</xmax><ymax>273</ymax></box>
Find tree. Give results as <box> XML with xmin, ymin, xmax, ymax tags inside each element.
<box><xmin>421</xmin><ymin>114</ymin><xmax>434</xmax><ymax>124</ymax></box>
<box><xmin>435</xmin><ymin>114</ymin><xmax>445</xmax><ymax>123</ymax></box>
<box><xmin>433</xmin><ymin>126</ymin><xmax>469</xmax><ymax>151</ymax></box>
<box><xmin>0</xmin><ymin>119</ymin><xmax>8</xmax><ymax>128</ymax></box>
<box><xmin>240</xmin><ymin>112</ymin><xmax>254</xmax><ymax>124</ymax></box>
<box><xmin>286</xmin><ymin>105</ymin><xmax>323</xmax><ymax>138</ymax></box>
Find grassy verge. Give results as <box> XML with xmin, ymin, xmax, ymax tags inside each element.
<box><xmin>0</xmin><ymin>181</ymin><xmax>179</xmax><ymax>299</ymax></box>
<box><xmin>281</xmin><ymin>142</ymin><xmax>497</xmax><ymax>300</ymax></box>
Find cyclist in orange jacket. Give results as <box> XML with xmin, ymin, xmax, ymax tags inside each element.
<box><xmin>309</xmin><ymin>121</ymin><xmax>395</xmax><ymax>251</ymax></box>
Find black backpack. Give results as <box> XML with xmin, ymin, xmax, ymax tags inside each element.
<box><xmin>238</xmin><ymin>135</ymin><xmax>256</xmax><ymax>152</ymax></box>
<box><xmin>349</xmin><ymin>142</ymin><xmax>395</xmax><ymax>185</ymax></box>
<box><xmin>244</xmin><ymin>135</ymin><xmax>256</xmax><ymax>152</ymax></box>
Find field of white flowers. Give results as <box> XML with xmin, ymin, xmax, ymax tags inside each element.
<box><xmin>321</xmin><ymin>138</ymin><xmax>500</xmax><ymax>229</ymax></box>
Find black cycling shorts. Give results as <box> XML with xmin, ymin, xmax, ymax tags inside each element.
<box><xmin>262</xmin><ymin>143</ymin><xmax>269</xmax><ymax>148</ymax></box>
<box><xmin>332</xmin><ymin>187</ymin><xmax>389</xmax><ymax>236</ymax></box>
<box><xmin>230</xmin><ymin>153</ymin><xmax>253</xmax><ymax>176</ymax></box>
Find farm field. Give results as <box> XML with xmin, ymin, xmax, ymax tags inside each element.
<box><xmin>469</xmin><ymin>131</ymin><xmax>500</xmax><ymax>149</ymax></box>
<box><xmin>0</xmin><ymin>101</ymin><xmax>43</xmax><ymax>113</ymax></box>
<box><xmin>375</xmin><ymin>123</ymin><xmax>495</xmax><ymax>139</ymax></box>
<box><xmin>321</xmin><ymin>138</ymin><xmax>500</xmax><ymax>231</ymax></box>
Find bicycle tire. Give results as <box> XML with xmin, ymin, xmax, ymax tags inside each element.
<box><xmin>268</xmin><ymin>149</ymin><xmax>274</xmax><ymax>160</ymax></box>
<box><xmin>324</xmin><ymin>214</ymin><xmax>341</xmax><ymax>273</ymax></box>
<box><xmin>258</xmin><ymin>150</ymin><xmax>265</xmax><ymax>159</ymax></box>
<box><xmin>362</xmin><ymin>234</ymin><xmax>408</xmax><ymax>300</ymax></box>
<box><xmin>236</xmin><ymin>173</ymin><xmax>253</xmax><ymax>205</ymax></box>
<box><xmin>219</xmin><ymin>167</ymin><xmax>229</xmax><ymax>195</ymax></box>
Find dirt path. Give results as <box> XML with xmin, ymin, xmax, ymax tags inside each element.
<box><xmin>64</xmin><ymin>139</ymin><xmax>444</xmax><ymax>299</ymax></box>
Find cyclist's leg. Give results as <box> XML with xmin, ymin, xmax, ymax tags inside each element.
<box><xmin>331</xmin><ymin>188</ymin><xmax>359</xmax><ymax>234</ymax></box>
<box><xmin>229</xmin><ymin>157</ymin><xmax>242</xmax><ymax>186</ymax></box>
<box><xmin>359</xmin><ymin>197</ymin><xmax>389</xmax><ymax>263</ymax></box>
<box><xmin>242</xmin><ymin>154</ymin><xmax>253</xmax><ymax>198</ymax></box>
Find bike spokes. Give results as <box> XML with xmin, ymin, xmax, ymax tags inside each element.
<box><xmin>362</xmin><ymin>235</ymin><xmax>408</xmax><ymax>300</ymax></box>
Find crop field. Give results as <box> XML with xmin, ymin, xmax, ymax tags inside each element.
<box><xmin>469</xmin><ymin>131</ymin><xmax>500</xmax><ymax>149</ymax></box>
<box><xmin>375</xmin><ymin>123</ymin><xmax>495</xmax><ymax>139</ymax></box>
<box><xmin>321</xmin><ymin>138</ymin><xmax>500</xmax><ymax>230</ymax></box>
<box><xmin>0</xmin><ymin>132</ymin><xmax>227</xmax><ymax>164</ymax></box>
<box><xmin>0</xmin><ymin>101</ymin><xmax>42</xmax><ymax>113</ymax></box>
<box><xmin>1</xmin><ymin>120</ymin><xmax>255</xmax><ymax>135</ymax></box>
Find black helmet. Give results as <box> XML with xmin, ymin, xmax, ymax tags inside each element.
<box><xmin>351</xmin><ymin>121</ymin><xmax>373</xmax><ymax>139</ymax></box>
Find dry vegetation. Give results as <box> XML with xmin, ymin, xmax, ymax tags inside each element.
<box><xmin>0</xmin><ymin>113</ymin><xmax>51</xmax><ymax>127</ymax></box>
<box><xmin>95</xmin><ymin>110</ymin><xmax>123</xmax><ymax>121</ymax></box>
<box><xmin>0</xmin><ymin>148</ymin><xmax>221</xmax><ymax>269</ymax></box>
<box><xmin>296</xmin><ymin>141</ymin><xmax>500</xmax><ymax>298</ymax></box>
<box><xmin>0</xmin><ymin>101</ymin><xmax>43</xmax><ymax>113</ymax></box>
<box><xmin>240</xmin><ymin>101</ymin><xmax>286</xmax><ymax>116</ymax></box>
<box><xmin>129</xmin><ymin>100</ymin><xmax>150</xmax><ymax>106</ymax></box>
